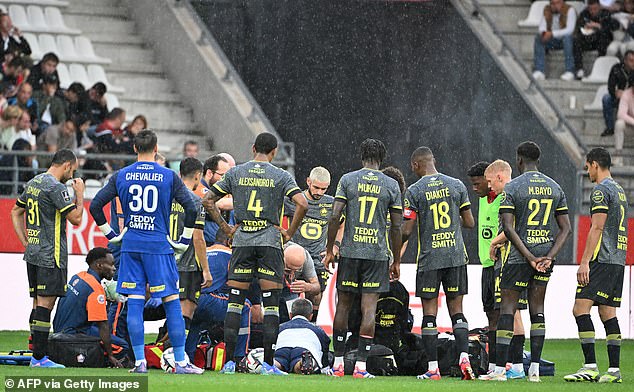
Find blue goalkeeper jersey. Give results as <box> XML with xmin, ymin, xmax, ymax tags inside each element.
<box><xmin>90</xmin><ymin>161</ymin><xmax>197</xmax><ymax>254</ymax></box>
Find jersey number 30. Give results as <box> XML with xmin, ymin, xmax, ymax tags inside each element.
<box><xmin>128</xmin><ymin>184</ymin><xmax>158</xmax><ymax>213</ymax></box>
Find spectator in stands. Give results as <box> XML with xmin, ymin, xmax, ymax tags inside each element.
<box><xmin>0</xmin><ymin>12</ymin><xmax>30</xmax><ymax>60</ymax></box>
<box><xmin>26</xmin><ymin>52</ymin><xmax>59</xmax><ymax>92</ymax></box>
<box><xmin>573</xmin><ymin>0</ymin><xmax>620</xmax><ymax>79</ymax></box>
<box><xmin>118</xmin><ymin>114</ymin><xmax>147</xmax><ymax>155</ymax></box>
<box><xmin>33</xmin><ymin>74</ymin><xmax>65</xmax><ymax>131</ymax></box>
<box><xmin>40</xmin><ymin>118</ymin><xmax>77</xmax><ymax>153</ymax></box>
<box><xmin>0</xmin><ymin>56</ymin><xmax>28</xmax><ymax>97</ymax></box>
<box><xmin>52</xmin><ymin>247</ymin><xmax>127</xmax><ymax>367</ymax></box>
<box><xmin>280</xmin><ymin>243</ymin><xmax>320</xmax><ymax>324</ymax></box>
<box><xmin>93</xmin><ymin>108</ymin><xmax>126</xmax><ymax>154</ymax></box>
<box><xmin>11</xmin><ymin>110</ymin><xmax>35</xmax><ymax>150</ymax></box>
<box><xmin>274</xmin><ymin>299</ymin><xmax>330</xmax><ymax>375</ymax></box>
<box><xmin>0</xmin><ymin>104</ymin><xmax>21</xmax><ymax>150</ymax></box>
<box><xmin>0</xmin><ymin>138</ymin><xmax>34</xmax><ymax>195</ymax></box>
<box><xmin>8</xmin><ymin>82</ymin><xmax>39</xmax><ymax>135</ymax></box>
<box><xmin>169</xmin><ymin>140</ymin><xmax>199</xmax><ymax>172</ymax></box>
<box><xmin>64</xmin><ymin>82</ymin><xmax>85</xmax><ymax>119</ymax></box>
<box><xmin>606</xmin><ymin>0</ymin><xmax>634</xmax><ymax>56</ymax></box>
<box><xmin>601</xmin><ymin>51</ymin><xmax>634</xmax><ymax>136</ymax></box>
<box><xmin>533</xmin><ymin>0</ymin><xmax>577</xmax><ymax>81</ymax></box>
<box><xmin>80</xmin><ymin>82</ymin><xmax>108</xmax><ymax>126</ymax></box>
<box><xmin>74</xmin><ymin>113</ymin><xmax>93</xmax><ymax>153</ymax></box>
<box><xmin>614</xmin><ymin>83</ymin><xmax>634</xmax><ymax>164</ymax></box>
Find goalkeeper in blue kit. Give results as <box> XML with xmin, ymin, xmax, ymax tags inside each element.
<box><xmin>90</xmin><ymin>130</ymin><xmax>202</xmax><ymax>374</ymax></box>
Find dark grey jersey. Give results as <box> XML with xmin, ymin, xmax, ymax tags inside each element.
<box><xmin>284</xmin><ymin>193</ymin><xmax>334</xmax><ymax>261</ymax></box>
<box><xmin>170</xmin><ymin>188</ymin><xmax>205</xmax><ymax>271</ymax></box>
<box><xmin>16</xmin><ymin>173</ymin><xmax>76</xmax><ymax>268</ymax></box>
<box><xmin>404</xmin><ymin>173</ymin><xmax>471</xmax><ymax>271</ymax></box>
<box><xmin>590</xmin><ymin>178</ymin><xmax>628</xmax><ymax>266</ymax></box>
<box><xmin>212</xmin><ymin>161</ymin><xmax>301</xmax><ymax>249</ymax></box>
<box><xmin>335</xmin><ymin>169</ymin><xmax>402</xmax><ymax>261</ymax></box>
<box><xmin>499</xmin><ymin>171</ymin><xmax>568</xmax><ymax>263</ymax></box>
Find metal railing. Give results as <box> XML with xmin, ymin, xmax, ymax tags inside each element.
<box><xmin>467</xmin><ymin>0</ymin><xmax>588</xmax><ymax>154</ymax></box>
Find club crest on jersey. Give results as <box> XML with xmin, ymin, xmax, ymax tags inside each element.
<box><xmin>320</xmin><ymin>208</ymin><xmax>328</xmax><ymax>216</ymax></box>
<box><xmin>592</xmin><ymin>190</ymin><xmax>604</xmax><ymax>203</ymax></box>
<box><xmin>138</xmin><ymin>163</ymin><xmax>154</xmax><ymax>170</ymax></box>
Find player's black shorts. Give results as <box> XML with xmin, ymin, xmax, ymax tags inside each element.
<box><xmin>499</xmin><ymin>261</ymin><xmax>551</xmax><ymax>291</ymax></box>
<box><xmin>336</xmin><ymin>257</ymin><xmax>389</xmax><ymax>293</ymax></box>
<box><xmin>228</xmin><ymin>246</ymin><xmax>284</xmax><ymax>284</ymax></box>
<box><xmin>494</xmin><ymin>265</ymin><xmax>528</xmax><ymax>310</ymax></box>
<box><xmin>315</xmin><ymin>263</ymin><xmax>330</xmax><ymax>292</ymax></box>
<box><xmin>417</xmin><ymin>265</ymin><xmax>468</xmax><ymax>299</ymax></box>
<box><xmin>481</xmin><ymin>266</ymin><xmax>496</xmax><ymax>312</ymax></box>
<box><xmin>178</xmin><ymin>271</ymin><xmax>202</xmax><ymax>303</ymax></box>
<box><xmin>576</xmin><ymin>263</ymin><xmax>624</xmax><ymax>308</ymax></box>
<box><xmin>27</xmin><ymin>262</ymin><xmax>67</xmax><ymax>298</ymax></box>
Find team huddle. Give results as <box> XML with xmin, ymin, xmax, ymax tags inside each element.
<box><xmin>9</xmin><ymin>130</ymin><xmax>627</xmax><ymax>382</ymax></box>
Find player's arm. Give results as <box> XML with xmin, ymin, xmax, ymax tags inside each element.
<box><xmin>389</xmin><ymin>208</ymin><xmax>403</xmax><ymax>280</ymax></box>
<box><xmin>202</xmin><ymin>190</ymin><xmax>234</xmax><ymax>237</ymax></box>
<box><xmin>285</xmin><ymin>191</ymin><xmax>308</xmax><ymax>240</ymax></box>
<box><xmin>97</xmin><ymin>320</ymin><xmax>122</xmax><ymax>368</ymax></box>
<box><xmin>65</xmin><ymin>178</ymin><xmax>85</xmax><ymax>226</ymax></box>
<box><xmin>460</xmin><ymin>207</ymin><xmax>475</xmax><ymax>229</ymax></box>
<box><xmin>216</xmin><ymin>196</ymin><xmax>233</xmax><ymax>211</ymax></box>
<box><xmin>577</xmin><ymin>212</ymin><xmax>606</xmax><ymax>286</ymax></box>
<box><xmin>540</xmin><ymin>212</ymin><xmax>571</xmax><ymax>270</ymax></box>
<box><xmin>193</xmin><ymin>204</ymin><xmax>212</xmax><ymax>288</ymax></box>
<box><xmin>489</xmin><ymin>232</ymin><xmax>507</xmax><ymax>261</ymax></box>
<box><xmin>90</xmin><ymin>173</ymin><xmax>123</xmax><ymax>241</ymax></box>
<box><xmin>10</xmin><ymin>201</ymin><xmax>27</xmax><ymax>248</ymax></box>
<box><xmin>324</xmin><ymin>200</ymin><xmax>345</xmax><ymax>270</ymax></box>
<box><xmin>501</xmin><ymin>211</ymin><xmax>537</xmax><ymax>264</ymax></box>
<box><xmin>172</xmin><ymin>176</ymin><xmax>199</xmax><ymax>248</ymax></box>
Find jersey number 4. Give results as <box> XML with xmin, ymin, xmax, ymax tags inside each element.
<box><xmin>128</xmin><ymin>184</ymin><xmax>158</xmax><ymax>213</ymax></box>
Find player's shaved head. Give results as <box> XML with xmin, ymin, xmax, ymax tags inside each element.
<box><xmin>485</xmin><ymin>159</ymin><xmax>512</xmax><ymax>177</ymax></box>
<box><xmin>180</xmin><ymin>157</ymin><xmax>203</xmax><ymax>179</ymax></box>
<box><xmin>284</xmin><ymin>244</ymin><xmax>306</xmax><ymax>271</ymax></box>
<box><xmin>309</xmin><ymin>166</ymin><xmax>331</xmax><ymax>184</ymax></box>
<box><xmin>485</xmin><ymin>159</ymin><xmax>512</xmax><ymax>195</ymax></box>
<box><xmin>360</xmin><ymin>138</ymin><xmax>387</xmax><ymax>166</ymax></box>
<box><xmin>254</xmin><ymin>132</ymin><xmax>278</xmax><ymax>154</ymax></box>
<box><xmin>218</xmin><ymin>152</ymin><xmax>236</xmax><ymax>167</ymax></box>
<box><xmin>134</xmin><ymin>129</ymin><xmax>158</xmax><ymax>154</ymax></box>
<box><xmin>516</xmin><ymin>141</ymin><xmax>541</xmax><ymax>162</ymax></box>
<box><xmin>411</xmin><ymin>146</ymin><xmax>433</xmax><ymax>163</ymax></box>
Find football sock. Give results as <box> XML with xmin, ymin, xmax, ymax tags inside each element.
<box><xmin>422</xmin><ymin>315</ymin><xmax>438</xmax><ymax>363</ymax></box>
<box><xmin>126</xmin><ymin>297</ymin><xmax>146</xmax><ymax>362</ymax></box>
<box><xmin>225</xmin><ymin>288</ymin><xmax>247</xmax><ymax>362</ymax></box>
<box><xmin>357</xmin><ymin>335</ymin><xmax>373</xmax><ymax>363</ymax></box>
<box><xmin>575</xmin><ymin>314</ymin><xmax>596</xmax><ymax>366</ymax></box>
<box><xmin>183</xmin><ymin>316</ymin><xmax>192</xmax><ymax>338</ymax></box>
<box><xmin>28</xmin><ymin>308</ymin><xmax>35</xmax><ymax>351</ymax></box>
<box><xmin>603</xmin><ymin>317</ymin><xmax>621</xmax><ymax>369</ymax></box>
<box><xmin>312</xmin><ymin>308</ymin><xmax>319</xmax><ymax>323</ymax></box>
<box><xmin>262</xmin><ymin>289</ymin><xmax>281</xmax><ymax>365</ymax></box>
<box><xmin>164</xmin><ymin>298</ymin><xmax>186</xmax><ymax>363</ymax></box>
<box><xmin>333</xmin><ymin>329</ymin><xmax>347</xmax><ymax>357</ymax></box>
<box><xmin>487</xmin><ymin>329</ymin><xmax>497</xmax><ymax>366</ymax></box>
<box><xmin>451</xmin><ymin>313</ymin><xmax>469</xmax><ymax>358</ymax></box>
<box><xmin>510</xmin><ymin>334</ymin><xmax>525</xmax><ymax>366</ymax></box>
<box><xmin>495</xmin><ymin>313</ymin><xmax>514</xmax><ymax>367</ymax></box>
<box><xmin>31</xmin><ymin>306</ymin><xmax>51</xmax><ymax>360</ymax></box>
<box><xmin>530</xmin><ymin>313</ymin><xmax>545</xmax><ymax>363</ymax></box>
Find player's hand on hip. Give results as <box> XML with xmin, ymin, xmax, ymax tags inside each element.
<box><xmin>109</xmin><ymin>227</ymin><xmax>127</xmax><ymax>244</ymax></box>
<box><xmin>389</xmin><ymin>262</ymin><xmax>400</xmax><ymax>281</ymax></box>
<box><xmin>71</xmin><ymin>178</ymin><xmax>85</xmax><ymax>195</ymax></box>
<box><xmin>577</xmin><ymin>263</ymin><xmax>590</xmax><ymax>286</ymax></box>
<box><xmin>201</xmin><ymin>270</ymin><xmax>213</xmax><ymax>289</ymax></box>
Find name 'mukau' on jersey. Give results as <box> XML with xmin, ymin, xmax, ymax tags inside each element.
<box><xmin>91</xmin><ymin>161</ymin><xmax>198</xmax><ymax>254</ymax></box>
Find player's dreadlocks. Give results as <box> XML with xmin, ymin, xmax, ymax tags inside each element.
<box><xmin>360</xmin><ymin>138</ymin><xmax>387</xmax><ymax>166</ymax></box>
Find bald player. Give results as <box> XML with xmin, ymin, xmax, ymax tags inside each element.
<box><xmin>283</xmin><ymin>243</ymin><xmax>320</xmax><ymax>303</ymax></box>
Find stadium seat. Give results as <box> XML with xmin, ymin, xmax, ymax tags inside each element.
<box><xmin>37</xmin><ymin>34</ymin><xmax>58</xmax><ymax>57</ymax></box>
<box><xmin>68</xmin><ymin>63</ymin><xmax>90</xmax><ymax>87</ymax></box>
<box><xmin>8</xmin><ymin>5</ymin><xmax>33</xmax><ymax>32</ymax></box>
<box><xmin>105</xmin><ymin>93</ymin><xmax>120</xmax><ymax>109</ymax></box>
<box><xmin>569</xmin><ymin>1</ymin><xmax>586</xmax><ymax>16</ymax></box>
<box><xmin>44</xmin><ymin>7</ymin><xmax>80</xmax><ymax>34</ymax></box>
<box><xmin>56</xmin><ymin>35</ymin><xmax>79</xmax><ymax>62</ymax></box>
<box><xmin>74</xmin><ymin>36</ymin><xmax>111</xmax><ymax>64</ymax></box>
<box><xmin>582</xmin><ymin>56</ymin><xmax>619</xmax><ymax>83</ymax></box>
<box><xmin>518</xmin><ymin>1</ymin><xmax>548</xmax><ymax>27</ymax></box>
<box><xmin>26</xmin><ymin>6</ymin><xmax>49</xmax><ymax>33</ymax></box>
<box><xmin>583</xmin><ymin>85</ymin><xmax>608</xmax><ymax>111</ymax></box>
<box><xmin>6</xmin><ymin>0</ymin><xmax>69</xmax><ymax>7</ymax></box>
<box><xmin>56</xmin><ymin>62</ymin><xmax>71</xmax><ymax>89</ymax></box>
<box><xmin>23</xmin><ymin>33</ymin><xmax>42</xmax><ymax>59</ymax></box>
<box><xmin>87</xmin><ymin>64</ymin><xmax>125</xmax><ymax>94</ymax></box>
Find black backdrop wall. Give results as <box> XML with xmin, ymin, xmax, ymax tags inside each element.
<box><xmin>191</xmin><ymin>0</ymin><xmax>578</xmax><ymax>263</ymax></box>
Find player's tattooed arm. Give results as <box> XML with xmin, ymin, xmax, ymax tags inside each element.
<box><xmin>324</xmin><ymin>200</ymin><xmax>345</xmax><ymax>271</ymax></box>
<box><xmin>501</xmin><ymin>212</ymin><xmax>539</xmax><ymax>269</ymax></box>
<box><xmin>10</xmin><ymin>204</ymin><xmax>27</xmax><ymax>247</ymax></box>
<box><xmin>202</xmin><ymin>192</ymin><xmax>235</xmax><ymax>237</ymax></box>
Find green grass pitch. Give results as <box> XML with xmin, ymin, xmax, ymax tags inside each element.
<box><xmin>0</xmin><ymin>331</ymin><xmax>631</xmax><ymax>391</ymax></box>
